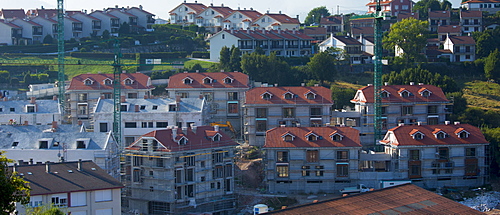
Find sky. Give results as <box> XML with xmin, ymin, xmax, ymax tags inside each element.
<box><xmin>3</xmin><ymin>0</ymin><xmax>464</xmax><ymax>22</ymax></box>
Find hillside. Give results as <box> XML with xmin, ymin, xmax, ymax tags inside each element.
<box><xmin>462</xmin><ymin>81</ymin><xmax>500</xmax><ymax>110</ymax></box>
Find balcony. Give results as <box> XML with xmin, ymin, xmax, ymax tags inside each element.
<box><xmin>73</xmin><ymin>27</ymin><xmax>83</xmax><ymax>32</ymax></box>
<box><xmin>92</xmin><ymin>25</ymin><xmax>102</xmax><ymax>30</ymax></box>
<box><xmin>147</xmin><ymin>18</ymin><xmax>155</xmax><ymax>24</ymax></box>
<box><xmin>239</xmin><ymin>45</ymin><xmax>253</xmax><ymax>49</ymax></box>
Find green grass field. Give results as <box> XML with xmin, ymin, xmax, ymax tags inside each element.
<box><xmin>462</xmin><ymin>80</ymin><xmax>500</xmax><ymax>110</ymax></box>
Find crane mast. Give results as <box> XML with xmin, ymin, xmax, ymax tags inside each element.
<box><xmin>57</xmin><ymin>0</ymin><xmax>65</xmax><ymax>117</ymax></box>
<box><xmin>373</xmin><ymin>0</ymin><xmax>384</xmax><ymax>146</ymax></box>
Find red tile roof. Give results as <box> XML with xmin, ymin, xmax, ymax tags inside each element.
<box><xmin>0</xmin><ymin>9</ymin><xmax>26</xmax><ymax>19</ymax></box>
<box><xmin>265</xmin><ymin>184</ymin><xmax>484</xmax><ymax>215</ymax></box>
<box><xmin>258</xmin><ymin>14</ymin><xmax>300</xmax><ymax>24</ymax></box>
<box><xmin>366</xmin><ymin>0</ymin><xmax>394</xmax><ymax>6</ymax></box>
<box><xmin>383</xmin><ymin>123</ymin><xmax>488</xmax><ymax>146</ymax></box>
<box><xmin>245</xmin><ymin>86</ymin><xmax>333</xmax><ymax>105</ymax></box>
<box><xmin>236</xmin><ymin>10</ymin><xmax>262</xmax><ymax>20</ymax></box>
<box><xmin>0</xmin><ymin>20</ymin><xmax>21</xmax><ymax>28</ymax></box>
<box><xmin>302</xmin><ymin>27</ymin><xmax>327</xmax><ymax>35</ymax></box>
<box><xmin>320</xmin><ymin>16</ymin><xmax>342</xmax><ymax>25</ymax></box>
<box><xmin>12</xmin><ymin>161</ymin><xmax>123</xmax><ymax>196</ymax></box>
<box><xmin>67</xmin><ymin>73</ymin><xmax>153</xmax><ymax>91</ymax></box>
<box><xmin>461</xmin><ymin>10</ymin><xmax>482</xmax><ymax>17</ymax></box>
<box><xmin>438</xmin><ymin>25</ymin><xmax>461</xmax><ymax>33</ymax></box>
<box><xmin>209</xmin><ymin>6</ymin><xmax>234</xmax><ymax>17</ymax></box>
<box><xmin>351</xmin><ymin>26</ymin><xmax>374</xmax><ymax>36</ymax></box>
<box><xmin>333</xmin><ymin>36</ymin><xmax>363</xmax><ymax>46</ymax></box>
<box><xmin>264</xmin><ymin>126</ymin><xmax>361</xmax><ymax>148</ymax></box>
<box><xmin>429</xmin><ymin>10</ymin><xmax>451</xmax><ymax>18</ymax></box>
<box><xmin>462</xmin><ymin>0</ymin><xmax>500</xmax><ymax>3</ymax></box>
<box><xmin>448</xmin><ymin>35</ymin><xmax>476</xmax><ymax>45</ymax></box>
<box><xmin>169</xmin><ymin>3</ymin><xmax>208</xmax><ymax>14</ymax></box>
<box><xmin>211</xmin><ymin>29</ymin><xmax>314</xmax><ymax>41</ymax></box>
<box><xmin>126</xmin><ymin>126</ymin><xmax>238</xmax><ymax>152</ymax></box>
<box><xmin>167</xmin><ymin>71</ymin><xmax>249</xmax><ymax>89</ymax></box>
<box><xmin>351</xmin><ymin>84</ymin><xmax>449</xmax><ymax>104</ymax></box>
<box><xmin>397</xmin><ymin>12</ymin><xmax>420</xmax><ymax>21</ymax></box>
<box><xmin>28</xmin><ymin>9</ymin><xmax>58</xmax><ymax>18</ymax></box>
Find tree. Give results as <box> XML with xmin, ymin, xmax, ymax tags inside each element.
<box><xmin>42</xmin><ymin>35</ymin><xmax>53</xmax><ymax>44</ymax></box>
<box><xmin>218</xmin><ymin>46</ymin><xmax>231</xmax><ymax>71</ymax></box>
<box><xmin>331</xmin><ymin>87</ymin><xmax>357</xmax><ymax>109</ymax></box>
<box><xmin>119</xmin><ymin>22</ymin><xmax>131</xmax><ymax>35</ymax></box>
<box><xmin>325</xmin><ymin>47</ymin><xmax>349</xmax><ymax>62</ymax></box>
<box><xmin>307</xmin><ymin>51</ymin><xmax>337</xmax><ymax>81</ymax></box>
<box><xmin>413</xmin><ymin>0</ymin><xmax>443</xmax><ymax>20</ymax></box>
<box><xmin>189</xmin><ymin>63</ymin><xmax>204</xmax><ymax>72</ymax></box>
<box><xmin>23</xmin><ymin>73</ymin><xmax>32</xmax><ymax>85</ymax></box>
<box><xmin>0</xmin><ymin>151</ymin><xmax>30</xmax><ymax>213</ymax></box>
<box><xmin>382</xmin><ymin>67</ymin><xmax>458</xmax><ymax>92</ymax></box>
<box><xmin>229</xmin><ymin>46</ymin><xmax>241</xmax><ymax>72</ymax></box>
<box><xmin>484</xmin><ymin>49</ymin><xmax>500</xmax><ymax>81</ymax></box>
<box><xmin>241</xmin><ymin>52</ymin><xmax>294</xmax><ymax>85</ymax></box>
<box><xmin>101</xmin><ymin>30</ymin><xmax>111</xmax><ymax>39</ymax></box>
<box><xmin>304</xmin><ymin>6</ymin><xmax>331</xmax><ymax>26</ymax></box>
<box><xmin>26</xmin><ymin>204</ymin><xmax>66</xmax><ymax>215</ymax></box>
<box><xmin>0</xmin><ymin>70</ymin><xmax>10</xmax><ymax>83</ymax></box>
<box><xmin>383</xmin><ymin>18</ymin><xmax>428</xmax><ymax>63</ymax></box>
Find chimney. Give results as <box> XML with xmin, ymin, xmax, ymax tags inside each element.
<box><xmin>101</xmin><ymin>95</ymin><xmax>105</xmax><ymax>99</ymax></box>
<box><xmin>417</xmin><ymin>122</ymin><xmax>422</xmax><ymax>126</ymax></box>
<box><xmin>13</xmin><ymin>163</ymin><xmax>17</xmax><ymax>172</ymax></box>
<box><xmin>274</xmin><ymin>83</ymin><xmax>278</xmax><ymax>87</ymax></box>
<box><xmin>29</xmin><ymin>158</ymin><xmax>34</xmax><ymax>165</ymax></box>
<box><xmin>171</xmin><ymin>127</ymin><xmax>178</xmax><ymax>141</ymax></box>
<box><xmin>23</xmin><ymin>121</ymin><xmax>28</xmax><ymax>125</ymax></box>
<box><xmin>214</xmin><ymin>125</ymin><xmax>219</xmax><ymax>132</ymax></box>
<box><xmin>409</xmin><ymin>82</ymin><xmax>415</xmax><ymax>85</ymax></box>
<box><xmin>199</xmin><ymin>94</ymin><xmax>204</xmax><ymax>99</ymax></box>
<box><xmin>292</xmin><ymin>28</ymin><xmax>296</xmax><ymax>34</ymax></box>
<box><xmin>296</xmin><ymin>123</ymin><xmax>301</xmax><ymax>127</ymax></box>
<box><xmin>3</xmin><ymin>97</ymin><xmax>7</xmax><ymax>101</ymax></box>
<box><xmin>454</xmin><ymin>121</ymin><xmax>460</xmax><ymax>125</ymax></box>
<box><xmin>52</xmin><ymin>121</ymin><xmax>58</xmax><ymax>130</ymax></box>
<box><xmin>135</xmin><ymin>105</ymin><xmax>140</xmax><ymax>112</ymax></box>
<box><xmin>78</xmin><ymin>120</ymin><xmax>82</xmax><ymax>126</ymax></box>
<box><xmin>278</xmin><ymin>28</ymin><xmax>281</xmax><ymax>34</ymax></box>
<box><xmin>445</xmin><ymin>121</ymin><xmax>450</xmax><ymax>125</ymax></box>
<box><xmin>121</xmin><ymin>96</ymin><xmax>126</xmax><ymax>103</ymax></box>
<box><xmin>221</xmin><ymin>3</ymin><xmax>224</xmax><ymax>7</ymax></box>
<box><xmin>326</xmin><ymin>123</ymin><xmax>331</xmax><ymax>126</ymax></box>
<box><xmin>384</xmin><ymin>82</ymin><xmax>388</xmax><ymax>86</ymax></box>
<box><xmin>398</xmin><ymin>123</ymin><xmax>404</xmax><ymax>126</ymax></box>
<box><xmin>182</xmin><ymin>126</ymin><xmax>188</xmax><ymax>134</ymax></box>
<box><xmin>144</xmin><ymin>95</ymin><xmax>149</xmax><ymax>99</ymax></box>
<box><xmin>419</xmin><ymin>83</ymin><xmax>424</xmax><ymax>85</ymax></box>
<box><xmin>191</xmin><ymin>123</ymin><xmax>197</xmax><ymax>133</ymax></box>
<box><xmin>30</xmin><ymin>97</ymin><xmax>36</xmax><ymax>104</ymax></box>
<box><xmin>301</xmin><ymin>83</ymin><xmax>305</xmax><ymax>86</ymax></box>
<box><xmin>18</xmin><ymin>160</ymin><xmax>23</xmax><ymax>165</ymax></box>
<box><xmin>45</xmin><ymin>161</ymin><xmax>51</xmax><ymax>173</ymax></box>
<box><xmin>78</xmin><ymin>159</ymin><xmax>82</xmax><ymax>171</ymax></box>
<box><xmin>176</xmin><ymin>95</ymin><xmax>181</xmax><ymax>103</ymax></box>
<box><xmin>53</xmin><ymin>95</ymin><xmax>57</xmax><ymax>100</ymax></box>
<box><xmin>314</xmin><ymin>84</ymin><xmax>319</xmax><ymax>87</ymax></box>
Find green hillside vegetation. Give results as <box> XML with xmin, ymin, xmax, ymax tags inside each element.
<box><xmin>462</xmin><ymin>81</ymin><xmax>500</xmax><ymax>110</ymax></box>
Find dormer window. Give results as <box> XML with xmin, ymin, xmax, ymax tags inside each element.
<box><xmin>26</xmin><ymin>105</ymin><xmax>35</xmax><ymax>113</ymax></box>
<box><xmin>178</xmin><ymin>137</ymin><xmax>187</xmax><ymax>145</ymax></box>
<box><xmin>183</xmin><ymin>77</ymin><xmax>193</xmax><ymax>84</ymax></box>
<box><xmin>436</xmin><ymin>132</ymin><xmax>447</xmax><ymax>139</ymax></box>
<box><xmin>212</xmin><ymin>133</ymin><xmax>222</xmax><ymax>141</ymax></box>
<box><xmin>330</xmin><ymin>133</ymin><xmax>343</xmax><ymax>141</ymax></box>
<box><xmin>203</xmin><ymin>77</ymin><xmax>213</xmax><ymax>84</ymax></box>
<box><xmin>413</xmin><ymin>133</ymin><xmax>423</xmax><ymax>140</ymax></box>
<box><xmin>381</xmin><ymin>91</ymin><xmax>389</xmax><ymax>98</ymax></box>
<box><xmin>306</xmin><ymin>132</ymin><xmax>319</xmax><ymax>141</ymax></box>
<box><xmin>104</xmin><ymin>79</ymin><xmax>112</xmax><ymax>85</ymax></box>
<box><xmin>84</xmin><ymin>79</ymin><xmax>93</xmax><ymax>85</ymax></box>
<box><xmin>305</xmin><ymin>91</ymin><xmax>316</xmax><ymax>100</ymax></box>
<box><xmin>262</xmin><ymin>92</ymin><xmax>272</xmax><ymax>100</ymax></box>
<box><xmin>124</xmin><ymin>78</ymin><xmax>133</xmax><ymax>85</ymax></box>
<box><xmin>400</xmin><ymin>91</ymin><xmax>410</xmax><ymax>98</ymax></box>
<box><xmin>282</xmin><ymin>132</ymin><xmax>295</xmax><ymax>142</ymax></box>
<box><xmin>224</xmin><ymin>77</ymin><xmax>233</xmax><ymax>84</ymax></box>
<box><xmin>418</xmin><ymin>88</ymin><xmax>432</xmax><ymax>97</ymax></box>
<box><xmin>284</xmin><ymin>92</ymin><xmax>294</xmax><ymax>99</ymax></box>
<box><xmin>456</xmin><ymin>129</ymin><xmax>470</xmax><ymax>139</ymax></box>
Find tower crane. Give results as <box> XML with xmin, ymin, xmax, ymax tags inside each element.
<box><xmin>373</xmin><ymin>0</ymin><xmax>384</xmax><ymax>146</ymax></box>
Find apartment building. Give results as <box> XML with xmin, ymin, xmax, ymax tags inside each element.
<box><xmin>333</xmin><ymin>83</ymin><xmax>451</xmax><ymax>145</ymax></box>
<box><xmin>366</xmin><ymin>0</ymin><xmax>414</xmax><ymax>16</ymax></box>
<box><xmin>66</xmin><ymin>73</ymin><xmax>154</xmax><ymax>125</ymax></box>
<box><xmin>93</xmin><ymin>97</ymin><xmax>206</xmax><ymax>145</ymax></box>
<box><xmin>166</xmin><ymin>71</ymin><xmax>250</xmax><ymax>135</ymax></box>
<box><xmin>207</xmin><ymin>29</ymin><xmax>314</xmax><ymax>61</ymax></box>
<box><xmin>0</xmin><ymin>97</ymin><xmax>61</xmax><ymax>125</ymax></box>
<box><xmin>169</xmin><ymin>1</ymin><xmax>208</xmax><ymax>26</ymax></box>
<box><xmin>13</xmin><ymin>160</ymin><xmax>123</xmax><ymax>215</ymax></box>
<box><xmin>125</xmin><ymin>125</ymin><xmax>238</xmax><ymax>214</ymax></box>
<box><xmin>263</xmin><ymin>126</ymin><xmax>362</xmax><ymax>194</ymax></box>
<box><xmin>380</xmin><ymin>123</ymin><xmax>489</xmax><ymax>188</ymax></box>
<box><xmin>460</xmin><ymin>10</ymin><xmax>483</xmax><ymax>34</ymax></box>
<box><xmin>443</xmin><ymin>35</ymin><xmax>476</xmax><ymax>62</ymax></box>
<box><xmin>244</xmin><ymin>86</ymin><xmax>333</xmax><ymax>146</ymax></box>
<box><xmin>428</xmin><ymin>10</ymin><xmax>451</xmax><ymax>33</ymax></box>
<box><xmin>461</xmin><ymin>0</ymin><xmax>500</xmax><ymax>13</ymax></box>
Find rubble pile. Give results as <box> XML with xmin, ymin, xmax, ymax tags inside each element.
<box><xmin>460</xmin><ymin>191</ymin><xmax>500</xmax><ymax>212</ymax></box>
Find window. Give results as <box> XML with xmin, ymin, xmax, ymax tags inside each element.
<box><xmin>78</xmin><ymin>93</ymin><xmax>87</xmax><ymax>101</ymax></box>
<box><xmin>276</xmin><ymin>165</ymin><xmax>289</xmax><ymax>177</ymax></box>
<box><xmin>148</xmin><ymin>201</ymin><xmax>169</xmax><ymax>214</ymax></box>
<box><xmin>51</xmin><ymin>195</ymin><xmax>67</xmax><ymax>207</ymax></box>
<box><xmin>428</xmin><ymin>105</ymin><xmax>438</xmax><ymax>114</ymax></box>
<box><xmin>180</xmin><ymin>93</ymin><xmax>188</xmax><ymax>98</ymax></box>
<box><xmin>438</xmin><ymin>147</ymin><xmax>449</xmax><ymax>160</ymax></box>
<box><xmin>310</xmin><ymin>107</ymin><xmax>321</xmax><ymax>118</ymax></box>
<box><xmin>84</xmin><ymin>79</ymin><xmax>92</xmax><ymax>85</ymax></box>
<box><xmin>283</xmin><ymin>108</ymin><xmax>295</xmax><ymax>118</ymax></box>
<box><xmin>262</xmin><ymin>93</ymin><xmax>272</xmax><ymax>100</ymax></box>
<box><xmin>277</xmin><ymin>151</ymin><xmax>289</xmax><ymax>163</ymax></box>
<box><xmin>436</xmin><ymin>132</ymin><xmax>446</xmax><ymax>139</ymax></box>
<box><xmin>401</xmin><ymin>91</ymin><xmax>409</xmax><ymax>98</ymax></box>
<box><xmin>77</xmin><ymin>104</ymin><xmax>88</xmax><ymax>115</ymax></box>
<box><xmin>302</xmin><ymin>170</ymin><xmax>310</xmax><ymax>176</ymax></box>
<box><xmin>466</xmin><ymin>148</ymin><xmax>476</xmax><ymax>157</ymax></box>
<box><xmin>306</xmin><ymin>150</ymin><xmax>319</xmax><ymax>163</ymax></box>
<box><xmin>409</xmin><ymin>164</ymin><xmax>421</xmax><ymax>177</ymax></box>
<box><xmin>284</xmin><ymin>135</ymin><xmax>293</xmax><ymax>141</ymax></box>
<box><xmin>228</xmin><ymin>92</ymin><xmax>238</xmax><ymax>100</ymax></box>
<box><xmin>336</xmin><ymin>164</ymin><xmax>348</xmax><ymax>177</ymax></box>
<box><xmin>228</xmin><ymin>103</ymin><xmax>238</xmax><ymax>114</ymax></box>
<box><xmin>407</xmin><ymin>150</ymin><xmax>419</xmax><ymax>160</ymax></box>
<box><xmin>104</xmin><ymin>79</ymin><xmax>112</xmax><ymax>85</ymax></box>
<box><xmin>213</xmin><ymin>165</ymin><xmax>224</xmax><ymax>178</ymax></box>
<box><xmin>156</xmin><ymin>122</ymin><xmax>168</xmax><ymax>128</ymax></box>
<box><xmin>128</xmin><ymin>93</ymin><xmax>138</xmax><ymax>99</ymax></box>
<box><xmin>70</xmin><ymin>192</ymin><xmax>86</xmax><ymax>206</ymax></box>
<box><xmin>102</xmin><ymin>93</ymin><xmax>112</xmax><ymax>99</ymax></box>
<box><xmin>125</xmin><ymin>122</ymin><xmax>137</xmax><ymax>128</ymax></box>
<box><xmin>30</xmin><ymin>196</ymin><xmax>43</xmax><ymax>207</ymax></box>
<box><xmin>284</xmin><ymin>93</ymin><xmax>293</xmax><ymax>99</ymax></box>
<box><xmin>39</xmin><ymin>141</ymin><xmax>48</xmax><ymax>149</ymax></box>
<box><xmin>459</xmin><ymin>132</ymin><xmax>469</xmax><ymax>139</ymax></box>
<box><xmin>203</xmin><ymin>78</ymin><xmax>212</xmax><ymax>84</ymax></box>
<box><xmin>402</xmin><ymin>106</ymin><xmax>413</xmax><ymax>115</ymax></box>
<box><xmin>331</xmin><ymin>134</ymin><xmax>342</xmax><ymax>141</ymax></box>
<box><xmin>9</xmin><ymin>107</ymin><xmax>14</xmax><ymax>112</ymax></box>
<box><xmin>256</xmin><ymin>108</ymin><xmax>267</xmax><ymax>118</ymax></box>
<box><xmin>185</xmin><ymin>168</ymin><xmax>194</xmax><ymax>182</ymax></box>
<box><xmin>142</xmin><ymin>122</ymin><xmax>154</xmax><ymax>128</ymax></box>
<box><xmin>203</xmin><ymin>92</ymin><xmax>213</xmax><ymax>101</ymax></box>
<box><xmin>306</xmin><ymin>93</ymin><xmax>315</xmax><ymax>100</ymax></box>
<box><xmin>414</xmin><ymin>133</ymin><xmax>423</xmax><ymax>140</ymax></box>
<box><xmin>213</xmin><ymin>151</ymin><xmax>224</xmax><ymax>163</ymax></box>
<box><xmin>27</xmin><ymin>106</ymin><xmax>35</xmax><ymax>113</ymax></box>
<box><xmin>422</xmin><ymin>91</ymin><xmax>430</xmax><ymax>97</ymax></box>
<box><xmin>308</xmin><ymin>135</ymin><xmax>317</xmax><ymax>141</ymax></box>
<box><xmin>77</xmin><ymin>141</ymin><xmax>86</xmax><ymax>149</ymax></box>
<box><xmin>427</xmin><ymin>117</ymin><xmax>438</xmax><ymax>125</ymax></box>
<box><xmin>224</xmin><ymin>78</ymin><xmax>232</xmax><ymax>84</ymax></box>
<box><xmin>256</xmin><ymin>120</ymin><xmax>267</xmax><ymax>132</ymax></box>
<box><xmin>336</xmin><ymin>151</ymin><xmax>348</xmax><ymax>160</ymax></box>
<box><xmin>124</xmin><ymin>79</ymin><xmax>133</xmax><ymax>85</ymax></box>
<box><xmin>120</xmin><ymin>105</ymin><xmax>128</xmax><ymax>111</ymax></box>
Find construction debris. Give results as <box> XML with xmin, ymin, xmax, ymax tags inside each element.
<box><xmin>460</xmin><ymin>191</ymin><xmax>500</xmax><ymax>212</ymax></box>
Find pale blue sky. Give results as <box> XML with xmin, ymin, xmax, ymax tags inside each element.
<box><xmin>3</xmin><ymin>0</ymin><xmax>463</xmax><ymax>22</ymax></box>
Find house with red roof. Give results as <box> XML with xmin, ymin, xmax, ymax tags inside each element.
<box><xmin>437</xmin><ymin>25</ymin><xmax>461</xmax><ymax>41</ymax></box>
<box><xmin>166</xmin><ymin>71</ymin><xmax>249</xmax><ymax>134</ymax></box>
<box><xmin>244</xmin><ymin>86</ymin><xmax>333</xmax><ymax>146</ymax></box>
<box><xmin>333</xmin><ymin>83</ymin><xmax>451</xmax><ymax>145</ymax></box>
<box><xmin>69</xmin><ymin>12</ymin><xmax>103</xmax><ymax>38</ymax></box>
<box><xmin>318</xmin><ymin>35</ymin><xmax>372</xmax><ymax>64</ymax></box>
<box><xmin>460</xmin><ymin>10</ymin><xmax>482</xmax><ymax>34</ymax></box>
<box><xmin>222</xmin><ymin>8</ymin><xmax>262</xmax><ymax>30</ymax></box>
<box><xmin>89</xmin><ymin>10</ymin><xmax>121</xmax><ymax>37</ymax></box>
<box><xmin>0</xmin><ymin>20</ymin><xmax>23</xmax><ymax>45</ymax></box>
<box><xmin>207</xmin><ymin>29</ymin><xmax>314</xmax><ymax>61</ymax></box>
<box><xmin>124</xmin><ymin>125</ymin><xmax>238</xmax><ymax>214</ymax></box>
<box><xmin>379</xmin><ymin>123</ymin><xmax>489</xmax><ymax>187</ymax></box>
<box><xmin>428</xmin><ymin>10</ymin><xmax>451</xmax><ymax>33</ymax></box>
<box><xmin>462</xmin><ymin>0</ymin><xmax>500</xmax><ymax>13</ymax></box>
<box><xmin>127</xmin><ymin>6</ymin><xmax>156</xmax><ymax>32</ymax></box>
<box><xmin>26</xmin><ymin>8</ymin><xmax>58</xmax><ymax>18</ymax></box>
<box><xmin>169</xmin><ymin>1</ymin><xmax>208</xmax><ymax>26</ymax></box>
<box><xmin>30</xmin><ymin>16</ymin><xmax>58</xmax><ymax>40</ymax></box>
<box><xmin>0</xmin><ymin>9</ymin><xmax>26</xmax><ymax>21</ymax></box>
<box><xmin>197</xmin><ymin>3</ymin><xmax>235</xmax><ymax>32</ymax></box>
<box><xmin>107</xmin><ymin>8</ymin><xmax>140</xmax><ymax>34</ymax></box>
<box><xmin>443</xmin><ymin>35</ymin><xmax>476</xmax><ymax>62</ymax></box>
<box><xmin>320</xmin><ymin>15</ymin><xmax>344</xmax><ymax>35</ymax></box>
<box><xmin>252</xmin><ymin>13</ymin><xmax>300</xmax><ymax>31</ymax></box>
<box><xmin>366</xmin><ymin>0</ymin><xmax>414</xmax><ymax>16</ymax></box>
<box><xmin>67</xmin><ymin>73</ymin><xmax>154</xmax><ymax>125</ymax></box>
<box><xmin>264</xmin><ymin>126</ymin><xmax>362</xmax><ymax>194</ymax></box>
